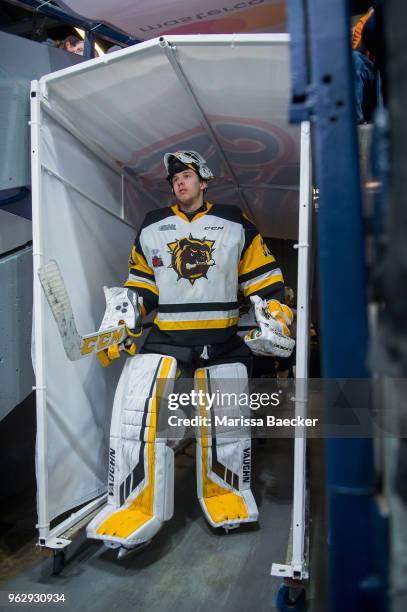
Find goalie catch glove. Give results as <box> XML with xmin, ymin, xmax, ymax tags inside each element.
<box><xmin>244</xmin><ymin>295</ymin><xmax>295</xmax><ymax>358</ymax></box>
<box><xmin>97</xmin><ymin>287</ymin><xmax>143</xmax><ymax>367</ymax></box>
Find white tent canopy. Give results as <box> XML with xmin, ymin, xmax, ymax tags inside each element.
<box><xmin>56</xmin><ymin>0</ymin><xmax>287</xmax><ymax>41</ymax></box>
<box><xmin>41</xmin><ymin>34</ymin><xmax>300</xmax><ymax>239</ymax></box>
<box><xmin>31</xmin><ymin>36</ymin><xmax>309</xmax><ymax>581</ymax></box>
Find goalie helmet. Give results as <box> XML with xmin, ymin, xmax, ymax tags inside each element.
<box><xmin>164</xmin><ymin>150</ymin><xmax>214</xmax><ymax>183</ymax></box>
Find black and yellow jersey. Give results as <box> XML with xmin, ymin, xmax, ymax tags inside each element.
<box><xmin>124</xmin><ymin>201</ymin><xmax>284</xmax><ymax>346</ymax></box>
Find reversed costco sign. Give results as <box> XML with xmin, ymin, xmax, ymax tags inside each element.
<box><xmin>56</xmin><ymin>0</ymin><xmax>286</xmax><ymax>40</ymax></box>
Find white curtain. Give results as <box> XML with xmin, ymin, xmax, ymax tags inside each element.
<box><xmin>36</xmin><ymin>112</ymin><xmax>136</xmax><ymax>520</ymax></box>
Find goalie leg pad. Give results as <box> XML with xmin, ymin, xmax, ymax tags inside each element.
<box><xmin>194</xmin><ymin>363</ymin><xmax>258</xmax><ymax>528</ymax></box>
<box><xmin>87</xmin><ymin>353</ymin><xmax>176</xmax><ymax>547</ymax></box>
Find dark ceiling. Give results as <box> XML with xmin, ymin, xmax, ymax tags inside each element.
<box><xmin>0</xmin><ymin>0</ymin><xmax>376</xmax><ymax>45</ymax></box>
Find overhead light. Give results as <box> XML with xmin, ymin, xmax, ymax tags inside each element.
<box><xmin>365</xmin><ymin>181</ymin><xmax>381</xmax><ymax>190</ymax></box>
<box><xmin>74</xmin><ymin>28</ymin><xmax>105</xmax><ymax>57</ymax></box>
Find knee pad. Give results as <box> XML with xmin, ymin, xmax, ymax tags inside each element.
<box><xmin>194</xmin><ymin>362</ymin><xmax>258</xmax><ymax>528</ymax></box>
<box><xmin>87</xmin><ymin>353</ymin><xmax>177</xmax><ymax>548</ymax></box>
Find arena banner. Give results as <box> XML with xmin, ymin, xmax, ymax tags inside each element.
<box><xmin>55</xmin><ymin>0</ymin><xmax>286</xmax><ymax>40</ymax></box>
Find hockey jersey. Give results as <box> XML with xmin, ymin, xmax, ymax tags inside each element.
<box><xmin>124</xmin><ymin>202</ymin><xmax>284</xmax><ymax>346</ymax></box>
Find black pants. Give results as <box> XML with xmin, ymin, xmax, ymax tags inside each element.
<box><xmin>141</xmin><ymin>334</ymin><xmax>253</xmax><ymax>378</ymax></box>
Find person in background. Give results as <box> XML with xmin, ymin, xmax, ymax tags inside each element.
<box><xmin>60</xmin><ymin>35</ymin><xmax>84</xmax><ymax>56</ymax></box>
<box><xmin>360</xmin><ymin>0</ymin><xmax>386</xmax><ymax>103</ymax></box>
<box><xmin>352</xmin><ymin>5</ymin><xmax>377</xmax><ymax>123</ymax></box>
<box><xmin>352</xmin><ymin>0</ymin><xmax>386</xmax><ymax>122</ymax></box>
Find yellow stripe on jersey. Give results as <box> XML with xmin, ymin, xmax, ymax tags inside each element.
<box><xmin>155</xmin><ymin>316</ymin><xmax>239</xmax><ymax>331</ymax></box>
<box><xmin>129</xmin><ymin>245</ymin><xmax>154</xmax><ymax>277</ymax></box>
<box><xmin>243</xmin><ymin>274</ymin><xmax>284</xmax><ymax>297</ymax></box>
<box><xmin>239</xmin><ymin>233</ymin><xmax>276</xmax><ymax>277</ymax></box>
<box><xmin>125</xmin><ymin>279</ymin><xmax>159</xmax><ymax>296</ymax></box>
<box><xmin>171</xmin><ymin>202</ymin><xmax>213</xmax><ymax>223</ymax></box>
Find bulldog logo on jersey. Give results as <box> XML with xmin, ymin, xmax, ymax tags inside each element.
<box><xmin>167</xmin><ymin>234</ymin><xmax>215</xmax><ymax>285</ymax></box>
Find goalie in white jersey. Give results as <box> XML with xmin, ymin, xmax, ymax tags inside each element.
<box><xmin>87</xmin><ymin>151</ymin><xmax>295</xmax><ymax>555</ymax></box>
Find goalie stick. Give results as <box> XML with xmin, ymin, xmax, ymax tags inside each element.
<box><xmin>38</xmin><ymin>260</ymin><xmax>128</xmax><ymax>361</ymax></box>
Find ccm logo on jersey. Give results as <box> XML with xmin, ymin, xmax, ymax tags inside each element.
<box><xmin>242</xmin><ymin>447</ymin><xmax>251</xmax><ymax>483</ymax></box>
<box><xmin>204</xmin><ymin>226</ymin><xmax>224</xmax><ymax>230</ymax></box>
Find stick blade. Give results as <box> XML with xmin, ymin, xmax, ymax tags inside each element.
<box><xmin>38</xmin><ymin>260</ymin><xmax>82</xmax><ymax>361</ymax></box>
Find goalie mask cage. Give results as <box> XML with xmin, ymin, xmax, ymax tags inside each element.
<box><xmin>30</xmin><ymin>34</ymin><xmax>311</xmax><ymax>579</ymax></box>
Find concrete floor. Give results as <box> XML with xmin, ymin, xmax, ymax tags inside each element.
<box><xmin>0</xmin><ymin>438</ymin><xmax>328</xmax><ymax>612</ymax></box>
